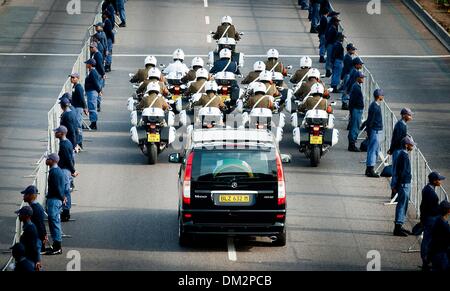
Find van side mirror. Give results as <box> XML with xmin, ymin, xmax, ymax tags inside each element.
<box><xmin>168</xmin><ymin>153</ymin><xmax>181</xmax><ymax>163</ymax></box>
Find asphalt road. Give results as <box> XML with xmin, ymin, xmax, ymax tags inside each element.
<box><xmin>1</xmin><ymin>0</ymin><xmax>448</xmax><ymax>271</ymax></box>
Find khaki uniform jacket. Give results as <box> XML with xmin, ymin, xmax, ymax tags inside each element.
<box><xmin>131</xmin><ymin>67</ymin><xmax>150</xmax><ymax>83</ymax></box>
<box><xmin>246</xmin><ymin>94</ymin><xmax>273</xmax><ymax>110</ymax></box>
<box><xmin>264</xmin><ymin>83</ymin><xmax>281</xmax><ymax>97</ymax></box>
<box><xmin>186</xmin><ymin>79</ymin><xmax>207</xmax><ymax>96</ymax></box>
<box><xmin>294</xmin><ymin>79</ymin><xmax>327</xmax><ymax>101</ymax></box>
<box><xmin>137</xmin><ymin>80</ymin><xmax>169</xmax><ymax>96</ymax></box>
<box><xmin>194</xmin><ymin>93</ymin><xmax>226</xmax><ymax>110</ymax></box>
<box><xmin>265</xmin><ymin>59</ymin><xmax>287</xmax><ymax>75</ymax></box>
<box><xmin>298</xmin><ymin>95</ymin><xmax>328</xmax><ymax>112</ymax></box>
<box><xmin>181</xmin><ymin>69</ymin><xmax>197</xmax><ymax>83</ymax></box>
<box><xmin>213</xmin><ymin>24</ymin><xmax>240</xmax><ymax>41</ymax></box>
<box><xmin>136</xmin><ymin>93</ymin><xmax>169</xmax><ymax>111</ymax></box>
<box><xmin>289</xmin><ymin>68</ymin><xmax>309</xmax><ymax>84</ymax></box>
<box><xmin>241</xmin><ymin>71</ymin><xmax>260</xmax><ymax>84</ymax></box>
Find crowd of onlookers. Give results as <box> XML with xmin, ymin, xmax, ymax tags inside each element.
<box><xmin>10</xmin><ymin>0</ymin><xmax>128</xmax><ymax>272</ymax></box>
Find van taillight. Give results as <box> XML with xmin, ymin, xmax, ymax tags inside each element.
<box><xmin>183</xmin><ymin>152</ymin><xmax>194</xmax><ymax>205</ymax></box>
<box><xmin>276</xmin><ymin>154</ymin><xmax>286</xmax><ymax>206</ymax></box>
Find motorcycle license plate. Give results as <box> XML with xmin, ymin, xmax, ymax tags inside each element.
<box><xmin>219</xmin><ymin>194</ymin><xmax>250</xmax><ymax>203</ymax></box>
<box><xmin>220</xmin><ymin>95</ymin><xmax>230</xmax><ymax>102</ymax></box>
<box><xmin>148</xmin><ymin>133</ymin><xmax>160</xmax><ymax>143</ymax></box>
<box><xmin>310</xmin><ymin>136</ymin><xmax>323</xmax><ymax>145</ymax></box>
<box><xmin>172</xmin><ymin>94</ymin><xmax>180</xmax><ymax>101</ymax></box>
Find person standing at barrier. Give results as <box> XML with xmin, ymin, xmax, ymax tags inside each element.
<box><xmin>365</xmin><ymin>89</ymin><xmax>384</xmax><ymax>178</ymax></box>
<box><xmin>102</xmin><ymin>0</ymin><xmax>116</xmax><ymax>27</ymax></box>
<box><xmin>341</xmin><ymin>57</ymin><xmax>363</xmax><ymax>110</ymax></box>
<box><xmin>11</xmin><ymin>243</ymin><xmax>35</xmax><ymax>272</ymax></box>
<box><xmin>419</xmin><ymin>172</ymin><xmax>446</xmax><ymax>271</ymax></box>
<box><xmin>428</xmin><ymin>200</ymin><xmax>450</xmax><ymax>271</ymax></box>
<box><xmin>54</xmin><ymin>126</ymin><xmax>79</xmax><ymax>222</ymax></box>
<box><xmin>70</xmin><ymin>73</ymin><xmax>87</xmax><ymax>149</ymax></box>
<box><xmin>116</xmin><ymin>0</ymin><xmax>127</xmax><ymax>27</ymax></box>
<box><xmin>85</xmin><ymin>58</ymin><xmax>103</xmax><ymax>130</ymax></box>
<box><xmin>324</xmin><ymin>17</ymin><xmax>339</xmax><ymax>78</ymax></box>
<box><xmin>388</xmin><ymin>108</ymin><xmax>413</xmax><ymax>199</ymax></box>
<box><xmin>45</xmin><ymin>153</ymin><xmax>65</xmax><ymax>255</ymax></box>
<box><xmin>318</xmin><ymin>8</ymin><xmax>330</xmax><ymax>64</ymax></box>
<box><xmin>16</xmin><ymin>206</ymin><xmax>41</xmax><ymax>270</ymax></box>
<box><xmin>330</xmin><ymin>32</ymin><xmax>344</xmax><ymax>92</ymax></box>
<box><xmin>60</xmin><ymin>97</ymin><xmax>78</xmax><ymax>150</ymax></box>
<box><xmin>392</xmin><ymin>136</ymin><xmax>415</xmax><ymax>237</ymax></box>
<box><xmin>347</xmin><ymin>71</ymin><xmax>365</xmax><ymax>152</ymax></box>
<box><xmin>341</xmin><ymin>43</ymin><xmax>357</xmax><ymax>88</ymax></box>
<box><xmin>309</xmin><ymin>0</ymin><xmax>321</xmax><ymax>33</ymax></box>
<box><xmin>102</xmin><ymin>10</ymin><xmax>115</xmax><ymax>72</ymax></box>
<box><xmin>90</xmin><ymin>42</ymin><xmax>106</xmax><ymax>112</ymax></box>
<box><xmin>21</xmin><ymin>185</ymin><xmax>47</xmax><ymax>255</ymax></box>
<box><xmin>94</xmin><ymin>23</ymin><xmax>108</xmax><ymax>59</ymax></box>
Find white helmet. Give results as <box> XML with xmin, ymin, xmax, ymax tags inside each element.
<box><xmin>196</xmin><ymin>68</ymin><xmax>209</xmax><ymax>79</ymax></box>
<box><xmin>147</xmin><ymin>67</ymin><xmax>161</xmax><ymax>79</ymax></box>
<box><xmin>252</xmin><ymin>82</ymin><xmax>267</xmax><ymax>95</ymax></box>
<box><xmin>272</xmin><ymin>72</ymin><xmax>284</xmax><ymax>81</ymax></box>
<box><xmin>307</xmin><ymin>68</ymin><xmax>321</xmax><ymax>80</ymax></box>
<box><xmin>267</xmin><ymin>48</ymin><xmax>279</xmax><ymax>59</ymax></box>
<box><xmin>144</xmin><ymin>55</ymin><xmax>157</xmax><ymax>66</ymax></box>
<box><xmin>219</xmin><ymin>48</ymin><xmax>232</xmax><ymax>59</ymax></box>
<box><xmin>253</xmin><ymin>61</ymin><xmax>266</xmax><ymax>72</ymax></box>
<box><xmin>173</xmin><ymin>48</ymin><xmax>185</xmax><ymax>61</ymax></box>
<box><xmin>259</xmin><ymin>70</ymin><xmax>273</xmax><ymax>82</ymax></box>
<box><xmin>221</xmin><ymin>16</ymin><xmax>232</xmax><ymax>24</ymax></box>
<box><xmin>205</xmin><ymin>80</ymin><xmax>218</xmax><ymax>92</ymax></box>
<box><xmin>191</xmin><ymin>57</ymin><xmax>204</xmax><ymax>68</ymax></box>
<box><xmin>300</xmin><ymin>56</ymin><xmax>312</xmax><ymax>68</ymax></box>
<box><xmin>146</xmin><ymin>82</ymin><xmax>161</xmax><ymax>94</ymax></box>
<box><xmin>310</xmin><ymin>83</ymin><xmax>324</xmax><ymax>95</ymax></box>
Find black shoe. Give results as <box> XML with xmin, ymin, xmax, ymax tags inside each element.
<box><xmin>341</xmin><ymin>103</ymin><xmax>349</xmax><ymax>110</ymax></box>
<box><xmin>319</xmin><ymin>56</ymin><xmax>326</xmax><ymax>63</ymax></box>
<box><xmin>105</xmin><ymin>65</ymin><xmax>111</xmax><ymax>72</ymax></box>
<box><xmin>365</xmin><ymin>166</ymin><xmax>380</xmax><ymax>178</ymax></box>
<box><xmin>393</xmin><ymin>224</ymin><xmax>408</xmax><ymax>237</ymax></box>
<box><xmin>78</xmin><ymin>143</ymin><xmax>83</xmax><ymax>150</ymax></box>
<box><xmin>310</xmin><ymin>27</ymin><xmax>318</xmax><ymax>33</ymax></box>
<box><xmin>390</xmin><ymin>189</ymin><xmax>397</xmax><ymax>199</ymax></box>
<box><xmin>348</xmin><ymin>144</ymin><xmax>360</xmax><ymax>152</ymax></box>
<box><xmin>46</xmin><ymin>241</ymin><xmax>62</xmax><ymax>255</ymax></box>
<box><xmin>90</xmin><ymin>122</ymin><xmax>97</xmax><ymax>130</ymax></box>
<box><xmin>325</xmin><ymin>70</ymin><xmax>332</xmax><ymax>78</ymax></box>
<box><xmin>119</xmin><ymin>22</ymin><xmax>126</xmax><ymax>27</ymax></box>
<box><xmin>331</xmin><ymin>86</ymin><xmax>341</xmax><ymax>93</ymax></box>
<box><xmin>400</xmin><ymin>227</ymin><xmax>412</xmax><ymax>235</ymax></box>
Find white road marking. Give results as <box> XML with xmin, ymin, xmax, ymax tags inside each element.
<box><xmin>227</xmin><ymin>237</ymin><xmax>237</xmax><ymax>261</ymax></box>
<box><xmin>204</xmin><ymin>0</ymin><xmax>208</xmax><ymax>8</ymax></box>
<box><xmin>205</xmin><ymin>15</ymin><xmax>210</xmax><ymax>25</ymax></box>
<box><xmin>206</xmin><ymin>35</ymin><xmax>212</xmax><ymax>43</ymax></box>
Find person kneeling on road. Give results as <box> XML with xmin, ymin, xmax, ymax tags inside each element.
<box><xmin>245</xmin><ymin>82</ymin><xmax>274</xmax><ymax>110</ymax></box>
<box><xmin>193</xmin><ymin>80</ymin><xmax>226</xmax><ymax>111</ymax></box>
<box><xmin>365</xmin><ymin>89</ymin><xmax>384</xmax><ymax>178</ymax></box>
<box><xmin>298</xmin><ymin>83</ymin><xmax>330</xmax><ymax>113</ymax></box>
<box><xmin>136</xmin><ymin>82</ymin><xmax>169</xmax><ymax>111</ymax></box>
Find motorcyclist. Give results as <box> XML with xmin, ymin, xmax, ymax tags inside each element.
<box><xmin>212</xmin><ymin>16</ymin><xmax>241</xmax><ymax>41</ymax></box>
<box><xmin>162</xmin><ymin>48</ymin><xmax>190</xmax><ymax>76</ymax></box>
<box><xmin>136</xmin><ymin>67</ymin><xmax>169</xmax><ymax>97</ymax></box>
<box><xmin>241</xmin><ymin>61</ymin><xmax>265</xmax><ymax>84</ymax></box>
<box><xmin>181</xmin><ymin>57</ymin><xmax>204</xmax><ymax>83</ymax></box>
<box><xmin>293</xmin><ymin>68</ymin><xmax>329</xmax><ymax>101</ymax></box>
<box><xmin>185</xmin><ymin>68</ymin><xmax>209</xmax><ymax>96</ymax></box>
<box><xmin>130</xmin><ymin>55</ymin><xmax>157</xmax><ymax>83</ymax></box>
<box><xmin>298</xmin><ymin>83</ymin><xmax>330</xmax><ymax>113</ymax></box>
<box><xmin>136</xmin><ymin>82</ymin><xmax>170</xmax><ymax>111</ymax></box>
<box><xmin>193</xmin><ymin>80</ymin><xmax>226</xmax><ymax>111</ymax></box>
<box><xmin>273</xmin><ymin>72</ymin><xmax>289</xmax><ymax>90</ymax></box>
<box><xmin>245</xmin><ymin>82</ymin><xmax>274</xmax><ymax>110</ymax></box>
<box><xmin>210</xmin><ymin>48</ymin><xmax>240</xmax><ymax>75</ymax></box>
<box><xmin>264</xmin><ymin>48</ymin><xmax>288</xmax><ymax>76</ymax></box>
<box><xmin>259</xmin><ymin>70</ymin><xmax>281</xmax><ymax>98</ymax></box>
<box><xmin>290</xmin><ymin>56</ymin><xmax>312</xmax><ymax>84</ymax></box>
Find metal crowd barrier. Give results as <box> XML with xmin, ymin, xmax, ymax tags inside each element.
<box><xmin>2</xmin><ymin>2</ymin><xmax>104</xmax><ymax>271</ymax></box>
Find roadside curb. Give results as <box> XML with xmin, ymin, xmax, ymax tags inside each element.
<box><xmin>402</xmin><ymin>0</ymin><xmax>450</xmax><ymax>52</ymax></box>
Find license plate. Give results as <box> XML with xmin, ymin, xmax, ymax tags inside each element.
<box><xmin>172</xmin><ymin>94</ymin><xmax>180</xmax><ymax>100</ymax></box>
<box><xmin>148</xmin><ymin>133</ymin><xmax>160</xmax><ymax>143</ymax></box>
<box><xmin>219</xmin><ymin>195</ymin><xmax>250</xmax><ymax>203</ymax></box>
<box><xmin>220</xmin><ymin>95</ymin><xmax>230</xmax><ymax>102</ymax></box>
<box><xmin>310</xmin><ymin>136</ymin><xmax>323</xmax><ymax>145</ymax></box>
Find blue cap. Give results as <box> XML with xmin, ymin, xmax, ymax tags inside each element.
<box><xmin>89</xmin><ymin>42</ymin><xmax>97</xmax><ymax>48</ymax></box>
<box><xmin>428</xmin><ymin>171</ymin><xmax>446</xmax><ymax>182</ymax></box>
<box><xmin>329</xmin><ymin>11</ymin><xmax>340</xmax><ymax>17</ymax></box>
<box><xmin>15</xmin><ymin>206</ymin><xmax>33</xmax><ymax>216</ymax></box>
<box><xmin>356</xmin><ymin>71</ymin><xmax>365</xmax><ymax>78</ymax></box>
<box><xmin>53</xmin><ymin>125</ymin><xmax>68</xmax><ymax>134</ymax></box>
<box><xmin>69</xmin><ymin>73</ymin><xmax>79</xmax><ymax>78</ymax></box>
<box><xmin>46</xmin><ymin>153</ymin><xmax>60</xmax><ymax>163</ymax></box>
<box><xmin>59</xmin><ymin>97</ymin><xmax>70</xmax><ymax>106</ymax></box>
<box><xmin>346</xmin><ymin>43</ymin><xmax>357</xmax><ymax>50</ymax></box>
<box><xmin>94</xmin><ymin>22</ymin><xmax>104</xmax><ymax>27</ymax></box>
<box><xmin>402</xmin><ymin>136</ymin><xmax>415</xmax><ymax>146</ymax></box>
<box><xmin>400</xmin><ymin>108</ymin><xmax>413</xmax><ymax>116</ymax></box>
<box><xmin>59</xmin><ymin>92</ymin><xmax>71</xmax><ymax>101</ymax></box>
<box><xmin>353</xmin><ymin>57</ymin><xmax>364</xmax><ymax>65</ymax></box>
<box><xmin>374</xmin><ymin>88</ymin><xmax>384</xmax><ymax>97</ymax></box>
<box><xmin>21</xmin><ymin>185</ymin><xmax>38</xmax><ymax>195</ymax></box>
<box><xmin>84</xmin><ymin>58</ymin><xmax>96</xmax><ymax>66</ymax></box>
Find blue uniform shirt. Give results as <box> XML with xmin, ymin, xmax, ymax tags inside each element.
<box><xmin>366</xmin><ymin>101</ymin><xmax>383</xmax><ymax>131</ymax></box>
<box><xmin>30</xmin><ymin>201</ymin><xmax>47</xmax><ymax>241</ymax></box>
<box><xmin>58</xmin><ymin>138</ymin><xmax>76</xmax><ymax>174</ymax></box>
<box><xmin>85</xmin><ymin>68</ymin><xmax>102</xmax><ymax>93</ymax></box>
<box><xmin>389</xmin><ymin>119</ymin><xmax>407</xmax><ymax>153</ymax></box>
<box><xmin>394</xmin><ymin>149</ymin><xmax>412</xmax><ymax>188</ymax></box>
<box><xmin>60</xmin><ymin>109</ymin><xmax>78</xmax><ymax>149</ymax></box>
<box><xmin>349</xmin><ymin>82</ymin><xmax>364</xmax><ymax>111</ymax></box>
<box><xmin>47</xmin><ymin>165</ymin><xmax>66</xmax><ymax>201</ymax></box>
<box><xmin>420</xmin><ymin>184</ymin><xmax>440</xmax><ymax>222</ymax></box>
<box><xmin>71</xmin><ymin>83</ymin><xmax>86</xmax><ymax>109</ymax></box>
<box><xmin>20</xmin><ymin>221</ymin><xmax>39</xmax><ymax>263</ymax></box>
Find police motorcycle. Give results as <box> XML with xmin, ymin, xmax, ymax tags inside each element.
<box><xmin>291</xmin><ymin>83</ymin><xmax>339</xmax><ymax>167</ymax></box>
<box><xmin>128</xmin><ymin>55</ymin><xmax>158</xmax><ymax>85</ymax></box>
<box><xmin>212</xmin><ymin>71</ymin><xmax>245</xmax><ymax>114</ymax></box>
<box><xmin>128</xmin><ymin>83</ymin><xmax>176</xmax><ymax>165</ymax></box>
<box><xmin>272</xmin><ymin>72</ymin><xmax>293</xmax><ymax>110</ymax></box>
<box><xmin>208</xmin><ymin>37</ymin><xmax>245</xmax><ymax>69</ymax></box>
<box><xmin>285</xmin><ymin>68</ymin><xmax>320</xmax><ymax>114</ymax></box>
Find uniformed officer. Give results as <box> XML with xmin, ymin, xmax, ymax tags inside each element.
<box><xmin>388</xmin><ymin>108</ymin><xmax>413</xmax><ymax>198</ymax></box>
<box><xmin>245</xmin><ymin>82</ymin><xmax>274</xmax><ymax>110</ymax></box>
<box><xmin>186</xmin><ymin>68</ymin><xmax>209</xmax><ymax>96</ymax></box>
<box><xmin>11</xmin><ymin>243</ymin><xmax>35</xmax><ymax>272</ymax></box>
<box><xmin>194</xmin><ymin>81</ymin><xmax>226</xmax><ymax>110</ymax></box>
<box><xmin>21</xmin><ymin>185</ymin><xmax>47</xmax><ymax>255</ymax></box>
<box><xmin>69</xmin><ymin>73</ymin><xmax>87</xmax><ymax>149</ymax></box>
<box><xmin>84</xmin><ymin>58</ymin><xmax>102</xmax><ymax>130</ymax></box>
<box><xmin>130</xmin><ymin>56</ymin><xmax>157</xmax><ymax>83</ymax></box>
<box><xmin>258</xmin><ymin>70</ymin><xmax>280</xmax><ymax>97</ymax></box>
<box><xmin>60</xmin><ymin>98</ymin><xmax>78</xmax><ymax>150</ymax></box>
<box><xmin>93</xmin><ymin>22</ymin><xmax>108</xmax><ymax>58</ymax></box>
<box><xmin>429</xmin><ymin>200</ymin><xmax>450</xmax><ymax>271</ymax></box>
<box><xmin>136</xmin><ymin>67</ymin><xmax>169</xmax><ymax>97</ymax></box>
<box><xmin>290</xmin><ymin>56</ymin><xmax>312</xmax><ymax>84</ymax></box>
<box><xmin>325</xmin><ymin>16</ymin><xmax>340</xmax><ymax>77</ymax></box>
<box><xmin>420</xmin><ymin>171</ymin><xmax>446</xmax><ymax>271</ymax></box>
<box><xmin>298</xmin><ymin>82</ymin><xmax>329</xmax><ymax>113</ymax></box>
<box><xmin>347</xmin><ymin>71</ymin><xmax>365</xmax><ymax>152</ymax></box>
<box><xmin>341</xmin><ymin>57</ymin><xmax>363</xmax><ymax>110</ymax></box>
<box><xmin>210</xmin><ymin>48</ymin><xmax>240</xmax><ymax>75</ymax></box>
<box><xmin>136</xmin><ymin>82</ymin><xmax>170</xmax><ymax>111</ymax></box>
<box><xmin>341</xmin><ymin>43</ymin><xmax>357</xmax><ymax>86</ymax></box>
<box><xmin>101</xmin><ymin>10</ymin><xmax>115</xmax><ymax>72</ymax></box>
<box><xmin>393</xmin><ymin>136</ymin><xmax>415</xmax><ymax>237</ymax></box>
<box><xmin>318</xmin><ymin>8</ymin><xmax>330</xmax><ymax>63</ymax></box>
<box><xmin>16</xmin><ymin>206</ymin><xmax>40</xmax><ymax>270</ymax></box>
<box><xmin>163</xmin><ymin>49</ymin><xmax>190</xmax><ymax>76</ymax></box>
<box><xmin>241</xmin><ymin>61</ymin><xmax>266</xmax><ymax>84</ymax></box>
<box><xmin>293</xmin><ymin>68</ymin><xmax>328</xmax><ymax>101</ymax></box>
<box><xmin>212</xmin><ymin>16</ymin><xmax>241</xmax><ymax>41</ymax></box>
<box><xmin>89</xmin><ymin>42</ymin><xmax>105</xmax><ymax>81</ymax></box>
<box><xmin>330</xmin><ymin>32</ymin><xmax>345</xmax><ymax>92</ymax></box>
<box><xmin>365</xmin><ymin>89</ymin><xmax>384</xmax><ymax>178</ymax></box>
<box><xmin>181</xmin><ymin>57</ymin><xmax>205</xmax><ymax>83</ymax></box>
<box><xmin>264</xmin><ymin>49</ymin><xmax>288</xmax><ymax>76</ymax></box>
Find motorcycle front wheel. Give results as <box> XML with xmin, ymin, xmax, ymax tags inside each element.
<box><xmin>147</xmin><ymin>142</ymin><xmax>158</xmax><ymax>165</ymax></box>
<box><xmin>310</xmin><ymin>145</ymin><xmax>321</xmax><ymax>167</ymax></box>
